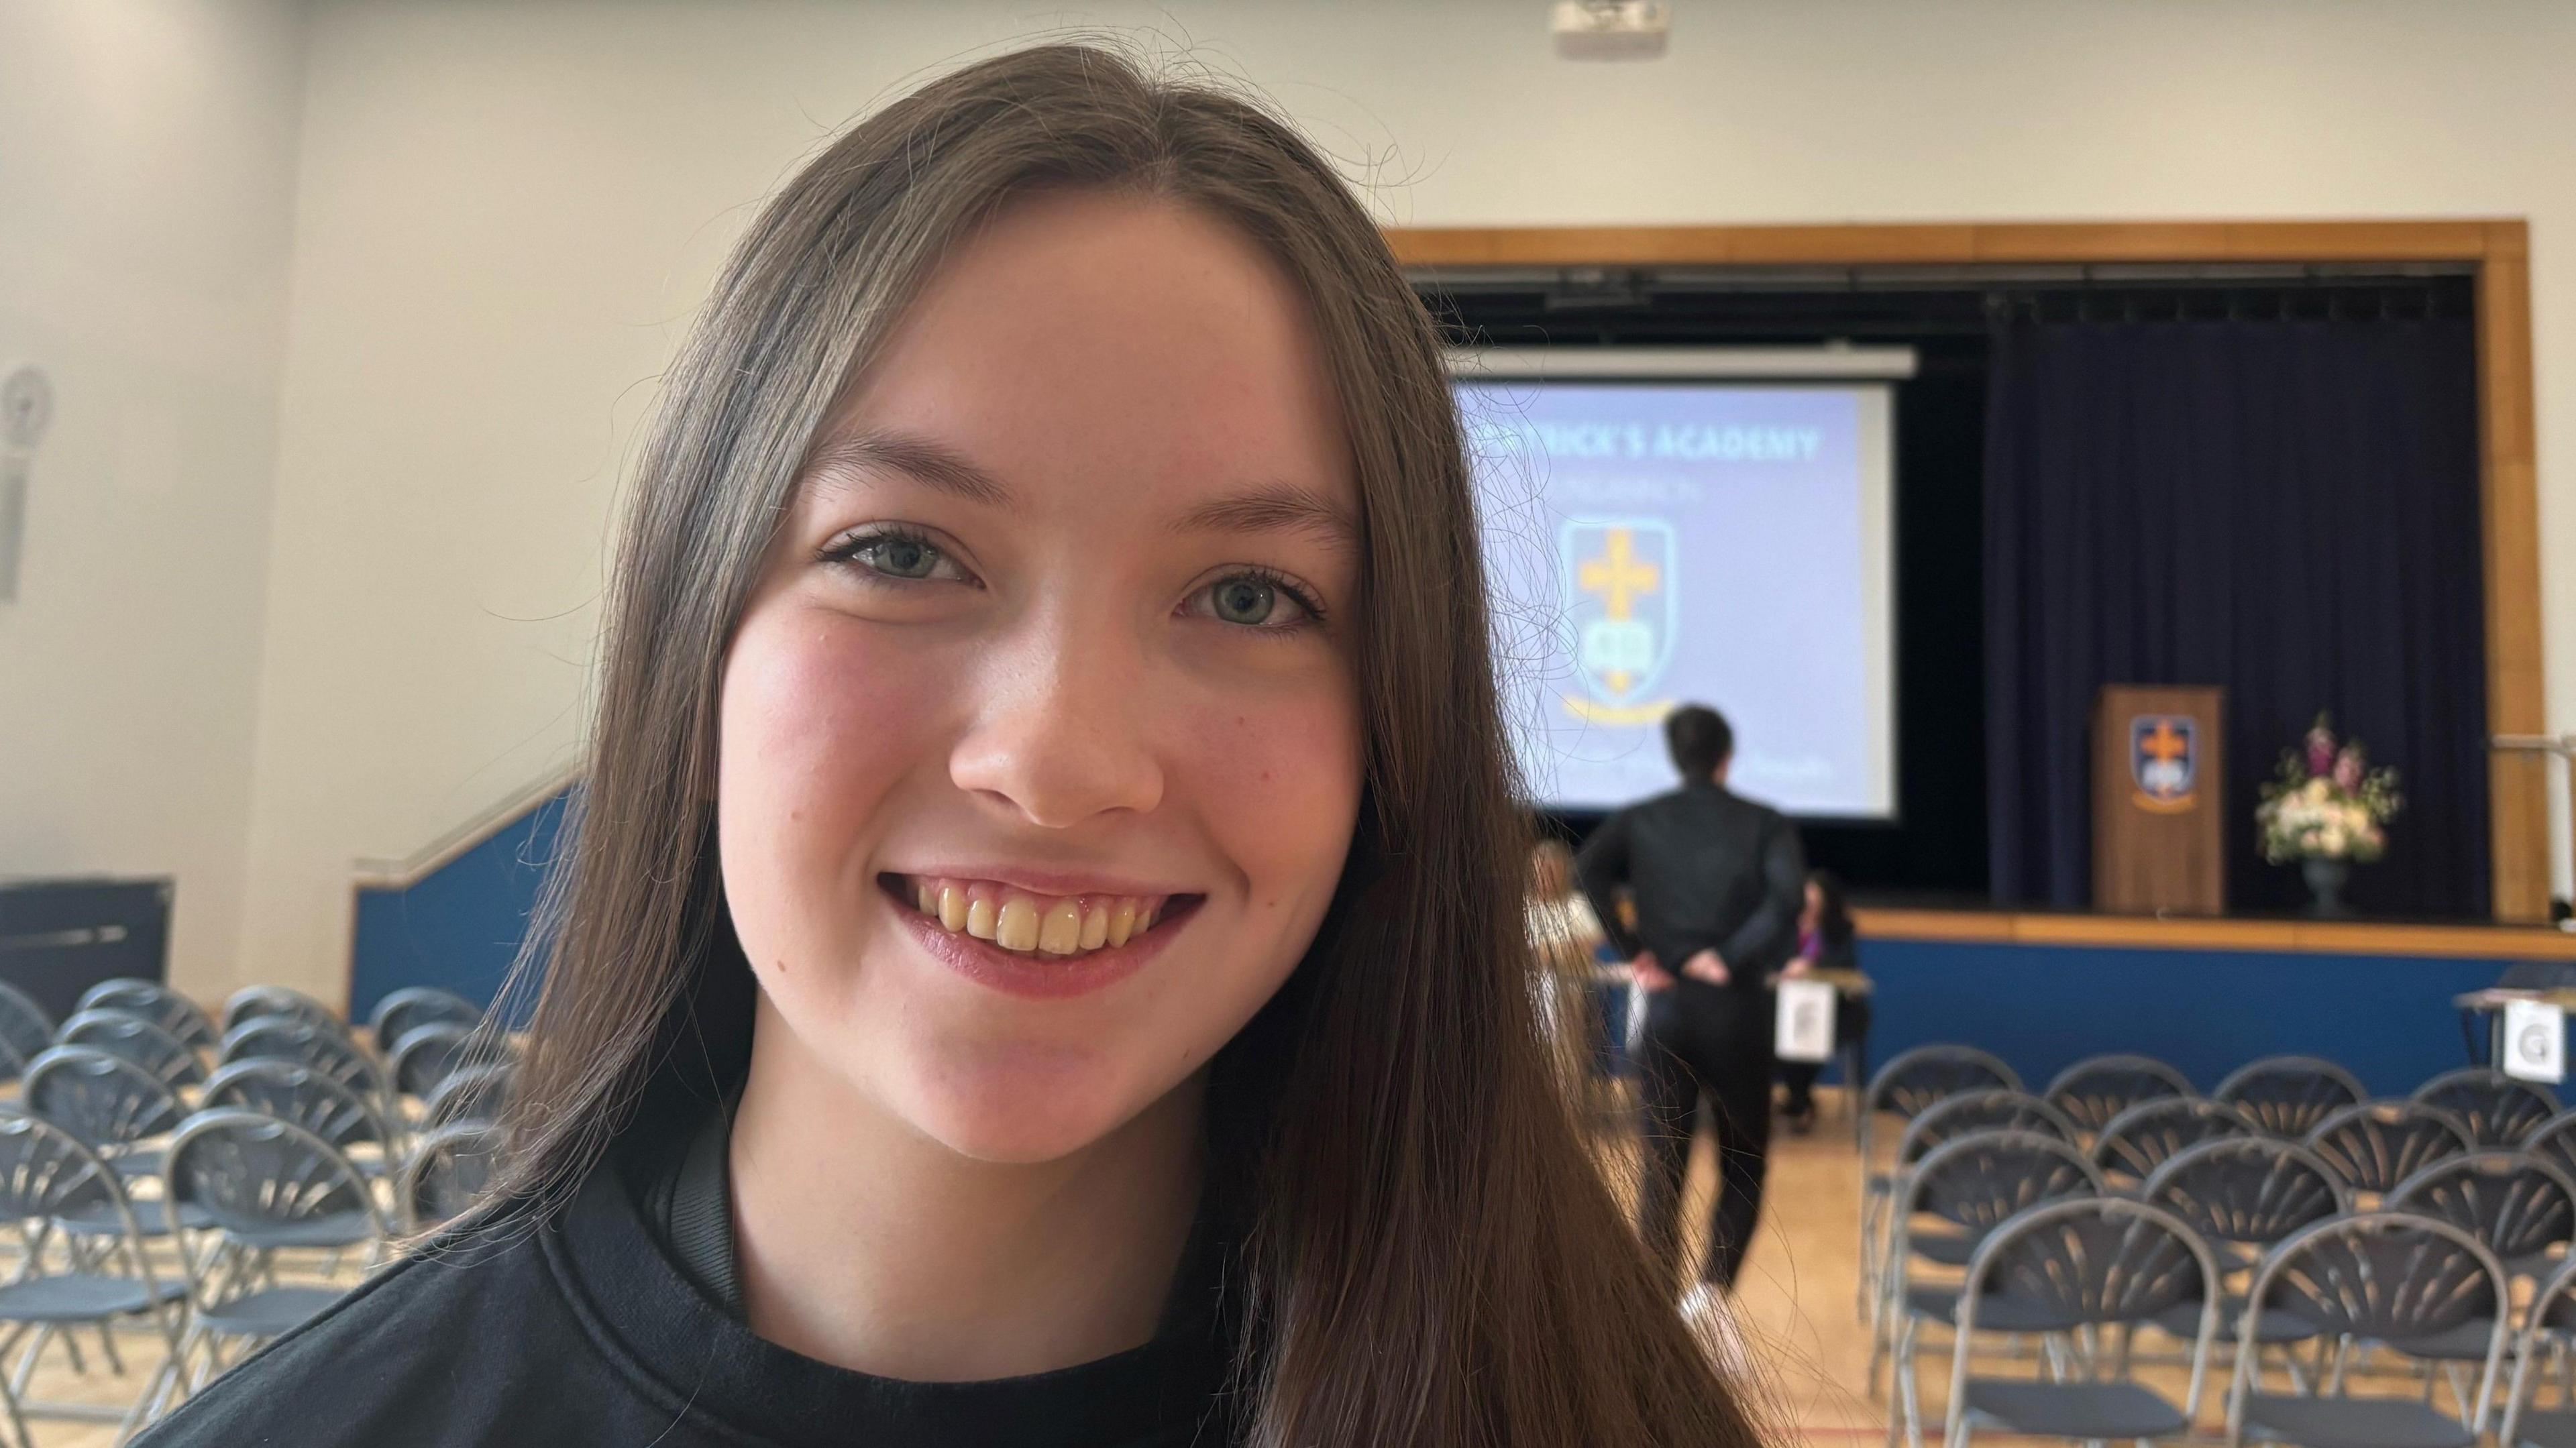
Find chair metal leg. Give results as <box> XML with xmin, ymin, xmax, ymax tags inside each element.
<box><xmin>11</xmin><ymin>1326</ymin><xmax>50</xmax><ymax>1398</ymax></box>
<box><xmin>1897</xmin><ymin>1315</ymin><xmax>1927</xmax><ymax>1448</ymax></box>
<box><xmin>1859</xmin><ymin>1190</ymin><xmax>1885</xmax><ymax>1325</ymax></box>
<box><xmin>0</xmin><ymin>1370</ymin><xmax>30</xmax><ymax>1448</ymax></box>
<box><xmin>1887</xmin><ymin>1315</ymin><xmax>1909</xmax><ymax>1448</ymax></box>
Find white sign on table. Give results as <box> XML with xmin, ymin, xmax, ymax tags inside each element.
<box><xmin>1775</xmin><ymin>978</ymin><xmax>1837</xmax><ymax>1063</ymax></box>
<box><xmin>2504</xmin><ymin>998</ymin><xmax>2566</xmax><ymax>1084</ymax></box>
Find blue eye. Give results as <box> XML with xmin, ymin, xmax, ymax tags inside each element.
<box><xmin>857</xmin><ymin>534</ymin><xmax>939</xmax><ymax>579</ymax></box>
<box><xmin>1212</xmin><ymin>577</ymin><xmax>1277</xmax><ymax>625</ymax></box>
<box><xmin>1192</xmin><ymin>569</ymin><xmax>1322</xmax><ymax>631</ymax></box>
<box><xmin>824</xmin><ymin>526</ymin><xmax>963</xmax><ymax>583</ymax></box>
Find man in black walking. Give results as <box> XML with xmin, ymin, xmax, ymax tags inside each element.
<box><xmin>1577</xmin><ymin>704</ymin><xmax>1805</xmax><ymax>1302</ymax></box>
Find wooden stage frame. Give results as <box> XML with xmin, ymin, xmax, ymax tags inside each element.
<box><xmin>1389</xmin><ymin>220</ymin><xmax>2553</xmax><ymax>928</ymax></box>
<box><xmin>1849</xmin><ymin>905</ymin><xmax>2576</xmax><ymax>960</ymax></box>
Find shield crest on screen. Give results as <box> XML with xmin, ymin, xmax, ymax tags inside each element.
<box><xmin>2129</xmin><ymin>714</ymin><xmax>2198</xmax><ymax>811</ymax></box>
<box><xmin>1558</xmin><ymin>517</ymin><xmax>1677</xmax><ymax>706</ymax></box>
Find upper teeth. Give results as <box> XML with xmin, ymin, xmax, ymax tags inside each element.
<box><xmin>910</xmin><ymin>877</ymin><xmax>1163</xmax><ymax>956</ymax></box>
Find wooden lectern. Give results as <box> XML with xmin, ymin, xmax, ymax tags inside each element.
<box><xmin>2093</xmin><ymin>685</ymin><xmax>2226</xmax><ymax>915</ymax></box>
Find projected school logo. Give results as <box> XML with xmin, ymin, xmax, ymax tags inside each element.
<box><xmin>1559</xmin><ymin>518</ymin><xmax>1677</xmax><ymax>723</ymax></box>
<box><xmin>2129</xmin><ymin>714</ymin><xmax>2200</xmax><ymax>813</ymax></box>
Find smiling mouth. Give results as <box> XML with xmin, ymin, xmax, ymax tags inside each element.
<box><xmin>880</xmin><ymin>874</ymin><xmax>1201</xmax><ymax>959</ymax></box>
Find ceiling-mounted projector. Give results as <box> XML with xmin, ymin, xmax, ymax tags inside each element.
<box><xmin>1551</xmin><ymin>0</ymin><xmax>1670</xmax><ymax>60</ymax></box>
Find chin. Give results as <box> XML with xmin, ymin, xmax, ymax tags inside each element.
<box><xmin>894</xmin><ymin>1042</ymin><xmax>1151</xmax><ymax>1164</ymax></box>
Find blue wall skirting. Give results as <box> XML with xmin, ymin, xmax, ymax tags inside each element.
<box><xmin>348</xmin><ymin>791</ymin><xmax>568</xmax><ymax>1024</ymax></box>
<box><xmin>1856</xmin><ymin>937</ymin><xmax>2502</xmax><ymax>1095</ymax></box>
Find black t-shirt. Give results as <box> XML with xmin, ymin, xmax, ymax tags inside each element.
<box><xmin>135</xmin><ymin>1097</ymin><xmax>1242</xmax><ymax>1447</ymax></box>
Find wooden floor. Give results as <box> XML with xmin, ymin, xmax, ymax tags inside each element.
<box><xmin>1646</xmin><ymin>1085</ymin><xmax>1891</xmax><ymax>1439</ymax></box>
<box><xmin>1649</xmin><ymin>1085</ymin><xmax>2229</xmax><ymax>1445</ymax></box>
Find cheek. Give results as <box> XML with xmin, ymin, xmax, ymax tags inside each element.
<box><xmin>1182</xmin><ymin>677</ymin><xmax>1364</xmax><ymax>924</ymax></box>
<box><xmin>717</xmin><ymin>609</ymin><xmax>944</xmax><ymax>945</ymax></box>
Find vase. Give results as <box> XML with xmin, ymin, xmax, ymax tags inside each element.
<box><xmin>2300</xmin><ymin>856</ymin><xmax>2352</xmax><ymax>917</ymax></box>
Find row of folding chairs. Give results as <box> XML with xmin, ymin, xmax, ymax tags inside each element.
<box><xmin>1900</xmin><ymin>1189</ymin><xmax>2576</xmax><ymax>1448</ymax></box>
<box><xmin>1857</xmin><ymin>1046</ymin><xmax>2564</xmax><ymax>1321</ymax></box>
<box><xmin>1864</xmin><ymin>1046</ymin><xmax>2563</xmax><ymax>1158</ymax></box>
<box><xmin>0</xmin><ymin>979</ymin><xmax>503</xmax><ymax>1121</ymax></box>
<box><xmin>0</xmin><ymin>1091</ymin><xmax>504</xmax><ymax>1441</ymax></box>
<box><xmin>1867</xmin><ymin>1093</ymin><xmax>2576</xmax><ymax>1341</ymax></box>
<box><xmin>0</xmin><ymin>980</ymin><xmax>490</xmax><ymax>1091</ymax></box>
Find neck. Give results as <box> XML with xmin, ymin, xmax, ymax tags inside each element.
<box><xmin>728</xmin><ymin>995</ymin><xmax>1205</xmax><ymax>1382</ymax></box>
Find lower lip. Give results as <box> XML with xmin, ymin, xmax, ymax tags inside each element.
<box><xmin>895</xmin><ymin>903</ymin><xmax>1184</xmax><ymax>1000</ymax></box>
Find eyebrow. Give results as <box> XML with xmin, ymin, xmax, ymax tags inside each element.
<box><xmin>1171</xmin><ymin>484</ymin><xmax>1360</xmax><ymax>555</ymax></box>
<box><xmin>804</xmin><ymin>425</ymin><xmax>1358</xmax><ymax>551</ymax></box>
<box><xmin>802</xmin><ymin>428</ymin><xmax>1014</xmax><ymax>507</ymax></box>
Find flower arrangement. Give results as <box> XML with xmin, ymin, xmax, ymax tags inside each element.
<box><xmin>2255</xmin><ymin>714</ymin><xmax>2403</xmax><ymax>864</ymax></box>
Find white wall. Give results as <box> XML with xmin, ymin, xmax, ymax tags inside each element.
<box><xmin>0</xmin><ymin>0</ymin><xmax>305</xmax><ymax>1000</ymax></box>
<box><xmin>227</xmin><ymin>0</ymin><xmax>2576</xmax><ymax>1002</ymax></box>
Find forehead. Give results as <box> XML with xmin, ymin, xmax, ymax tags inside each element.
<box><xmin>835</xmin><ymin>188</ymin><xmax>1352</xmax><ymax>518</ymax></box>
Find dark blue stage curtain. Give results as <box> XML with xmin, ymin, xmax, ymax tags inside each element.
<box><xmin>1984</xmin><ymin>315</ymin><xmax>2488</xmax><ymax>917</ymax></box>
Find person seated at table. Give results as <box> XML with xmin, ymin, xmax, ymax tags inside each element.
<box><xmin>1776</xmin><ymin>869</ymin><xmax>1868</xmax><ymax>1134</ymax></box>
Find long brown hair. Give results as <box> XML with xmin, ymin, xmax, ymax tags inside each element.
<box><xmin>490</xmin><ymin>38</ymin><xmax>1764</xmax><ymax>1447</ymax></box>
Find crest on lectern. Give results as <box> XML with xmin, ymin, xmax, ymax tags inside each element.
<box><xmin>2129</xmin><ymin>714</ymin><xmax>2200</xmax><ymax>812</ymax></box>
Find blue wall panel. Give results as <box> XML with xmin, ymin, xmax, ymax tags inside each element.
<box><xmin>1858</xmin><ymin>938</ymin><xmax>2499</xmax><ymax>1095</ymax></box>
<box><xmin>347</xmin><ymin>791</ymin><xmax>568</xmax><ymax>1024</ymax></box>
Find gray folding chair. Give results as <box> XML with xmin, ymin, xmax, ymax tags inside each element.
<box><xmin>2044</xmin><ymin>1054</ymin><xmax>2197</xmax><ymax>1137</ymax></box>
<box><xmin>2227</xmin><ymin>1213</ymin><xmax>2510</xmax><ymax>1448</ymax></box>
<box><xmin>398</xmin><ymin>1121</ymin><xmax>504</xmax><ymax>1232</ymax></box>
<box><xmin>1858</xmin><ymin>1048</ymin><xmax>2026</xmax><ymax>1321</ymax></box>
<box><xmin>20</xmin><ymin>1046</ymin><xmax>184</xmax><ymax>1185</ymax></box>
<box><xmin>218</xmin><ymin>985</ymin><xmax>341</xmax><ymax>1039</ymax></box>
<box><xmin>1878</xmin><ymin>1129</ymin><xmax>2104</xmax><ymax>1429</ymax></box>
<box><xmin>0</xmin><ymin>985</ymin><xmax>54</xmax><ymax>1078</ymax></box>
<box><xmin>2142</xmin><ymin>1136</ymin><xmax>2351</xmax><ymax>1376</ymax></box>
<box><xmin>388</xmin><ymin>1023</ymin><xmax>483</xmax><ymax>1101</ymax></box>
<box><xmin>2306</xmin><ymin>1101</ymin><xmax>2476</xmax><ymax>1200</ymax></box>
<box><xmin>1866</xmin><ymin>1092</ymin><xmax>2080</xmax><ymax>1341</ymax></box>
<box><xmin>221</xmin><ymin>1017</ymin><xmax>390</xmax><ymax>1121</ymax></box>
<box><xmin>74</xmin><ymin>980</ymin><xmax>216</xmax><ymax>1054</ymax></box>
<box><xmin>2416</xmin><ymin>1070</ymin><xmax>2561</xmax><ymax>1149</ymax></box>
<box><xmin>368</xmin><ymin>987</ymin><xmax>482</xmax><ymax>1055</ymax></box>
<box><xmin>200</xmin><ymin>1058</ymin><xmax>398</xmax><ymax>1176</ymax></box>
<box><xmin>2095</xmin><ymin>1097</ymin><xmax>2256</xmax><ymax>1187</ymax></box>
<box><xmin>2497</xmin><ymin>1254</ymin><xmax>2576</xmax><ymax>1448</ymax></box>
<box><xmin>0</xmin><ymin>1107</ymin><xmax>188</xmax><ymax>1444</ymax></box>
<box><xmin>423</xmin><ymin>1062</ymin><xmax>512</xmax><ymax>1129</ymax></box>
<box><xmin>2218</xmin><ymin>1057</ymin><xmax>2369</xmax><ymax>1140</ymax></box>
<box><xmin>2527</xmin><ymin>1113</ymin><xmax>2576</xmax><ymax>1186</ymax></box>
<box><xmin>1940</xmin><ymin>1196</ymin><xmax>2223</xmax><ymax>1448</ymax></box>
<box><xmin>2387</xmin><ymin>1150</ymin><xmax>2576</xmax><ymax>1283</ymax></box>
<box><xmin>162</xmin><ymin>1109</ymin><xmax>388</xmax><ymax>1394</ymax></box>
<box><xmin>55</xmin><ymin>1009</ymin><xmax>203</xmax><ymax>1091</ymax></box>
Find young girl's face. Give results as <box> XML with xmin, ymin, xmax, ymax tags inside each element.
<box><xmin>717</xmin><ymin>189</ymin><xmax>1364</xmax><ymax>1164</ymax></box>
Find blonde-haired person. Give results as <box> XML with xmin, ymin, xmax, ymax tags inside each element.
<box><xmin>140</xmin><ymin>41</ymin><xmax>1766</xmax><ymax>1448</ymax></box>
<box><xmin>1524</xmin><ymin>837</ymin><xmax>1611</xmax><ymax>1103</ymax></box>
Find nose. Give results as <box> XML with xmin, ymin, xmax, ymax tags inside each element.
<box><xmin>947</xmin><ymin>606</ymin><xmax>1165</xmax><ymax>828</ymax></box>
